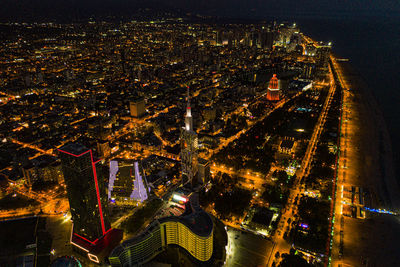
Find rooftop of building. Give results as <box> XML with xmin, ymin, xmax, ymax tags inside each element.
<box><xmin>268</xmin><ymin>74</ymin><xmax>279</xmax><ymax>89</ymax></box>
<box><xmin>23</xmin><ymin>154</ymin><xmax>59</xmax><ymax>169</ymax></box>
<box><xmin>280</xmin><ymin>139</ymin><xmax>295</xmax><ymax>149</ymax></box>
<box><xmin>111</xmin><ymin>193</ymin><xmax>213</xmax><ymax>257</ymax></box>
<box><xmin>251</xmin><ymin>207</ymin><xmax>275</xmax><ymax>227</ymax></box>
<box><xmin>112</xmin><ymin>165</ymin><xmax>134</xmax><ymax>198</ymax></box>
<box><xmin>59</xmin><ymin>143</ymin><xmax>89</xmax><ymax>156</ymax></box>
<box><xmin>159</xmin><ymin>193</ymin><xmax>213</xmax><ymax>237</ymax></box>
<box><xmin>129</xmin><ymin>96</ymin><xmax>145</xmax><ymax>103</ymax></box>
<box><xmin>198</xmin><ymin>158</ymin><xmax>209</xmax><ymax>165</ymax></box>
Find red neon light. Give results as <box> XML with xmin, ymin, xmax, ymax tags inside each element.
<box><xmin>90</xmin><ymin>150</ymin><xmax>106</xmax><ymax>235</ymax></box>
<box><xmin>73</xmin><ymin>228</ymin><xmax>113</xmax><ymax>245</ymax></box>
<box><xmin>58</xmin><ymin>147</ymin><xmax>109</xmax><ymax>235</ymax></box>
<box><xmin>268</xmin><ymin>74</ymin><xmax>279</xmax><ymax>89</ymax></box>
<box><xmin>74</xmin><ymin>233</ymin><xmax>96</xmax><ymax>245</ymax></box>
<box><xmin>57</xmin><ymin>148</ymin><xmax>91</xmax><ymax>157</ymax></box>
<box><xmin>103</xmin><ymin>228</ymin><xmax>112</xmax><ymax>235</ymax></box>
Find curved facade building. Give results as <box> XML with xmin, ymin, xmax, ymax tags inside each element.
<box><xmin>267</xmin><ymin>74</ymin><xmax>281</xmax><ymax>101</ymax></box>
<box><xmin>109</xmin><ymin>194</ymin><xmax>213</xmax><ymax>266</ymax></box>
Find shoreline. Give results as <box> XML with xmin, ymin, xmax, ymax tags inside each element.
<box><xmin>332</xmin><ymin>58</ymin><xmax>400</xmax><ymax>267</ymax></box>
<box><xmin>340</xmin><ymin>61</ymin><xmax>400</xmax><ymax>210</ymax></box>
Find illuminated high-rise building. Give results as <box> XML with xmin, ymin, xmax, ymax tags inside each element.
<box><xmin>267</xmin><ymin>74</ymin><xmax>281</xmax><ymax>101</ymax></box>
<box><xmin>180</xmin><ymin>87</ymin><xmax>198</xmax><ymax>188</ymax></box>
<box><xmin>316</xmin><ymin>43</ymin><xmax>332</xmax><ymax>71</ymax></box>
<box><xmin>58</xmin><ymin>143</ymin><xmax>121</xmax><ymax>264</ymax></box>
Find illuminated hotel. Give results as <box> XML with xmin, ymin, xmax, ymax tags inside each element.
<box><xmin>267</xmin><ymin>74</ymin><xmax>281</xmax><ymax>101</ymax></box>
<box><xmin>109</xmin><ymin>193</ymin><xmax>213</xmax><ymax>266</ymax></box>
<box><xmin>58</xmin><ymin>143</ymin><xmax>122</xmax><ymax>264</ymax></box>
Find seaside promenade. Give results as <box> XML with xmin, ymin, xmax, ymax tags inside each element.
<box><xmin>331</xmin><ymin>58</ymin><xmax>400</xmax><ymax>267</ymax></box>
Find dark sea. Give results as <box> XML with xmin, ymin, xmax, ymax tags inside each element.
<box><xmin>296</xmin><ymin>16</ymin><xmax>400</xmax><ymax>184</ymax></box>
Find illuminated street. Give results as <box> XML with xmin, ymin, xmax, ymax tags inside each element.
<box><xmin>1</xmin><ymin>6</ymin><xmax>398</xmax><ymax>267</ymax></box>
<box><xmin>268</xmin><ymin>60</ymin><xmax>337</xmax><ymax>265</ymax></box>
<box><xmin>330</xmin><ymin>57</ymin><xmax>400</xmax><ymax>266</ymax></box>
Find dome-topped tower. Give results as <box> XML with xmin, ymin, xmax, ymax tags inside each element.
<box><xmin>267</xmin><ymin>74</ymin><xmax>281</xmax><ymax>101</ymax></box>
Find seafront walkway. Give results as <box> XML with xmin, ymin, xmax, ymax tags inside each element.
<box><xmin>331</xmin><ymin>57</ymin><xmax>400</xmax><ymax>267</ymax></box>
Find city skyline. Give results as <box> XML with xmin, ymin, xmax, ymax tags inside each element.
<box><xmin>1</xmin><ymin>0</ymin><xmax>400</xmax><ymax>22</ymax></box>
<box><xmin>0</xmin><ymin>9</ymin><xmax>399</xmax><ymax>267</ymax></box>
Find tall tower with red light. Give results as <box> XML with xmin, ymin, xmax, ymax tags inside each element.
<box><xmin>267</xmin><ymin>74</ymin><xmax>281</xmax><ymax>101</ymax></box>
<box><xmin>180</xmin><ymin>87</ymin><xmax>198</xmax><ymax>188</ymax></box>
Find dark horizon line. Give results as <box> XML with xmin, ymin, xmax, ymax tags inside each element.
<box><xmin>1</xmin><ymin>11</ymin><xmax>399</xmax><ymax>25</ymax></box>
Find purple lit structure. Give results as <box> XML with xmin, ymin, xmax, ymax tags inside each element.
<box><xmin>131</xmin><ymin>161</ymin><xmax>148</xmax><ymax>202</ymax></box>
<box><xmin>108</xmin><ymin>160</ymin><xmax>149</xmax><ymax>204</ymax></box>
<box><xmin>108</xmin><ymin>160</ymin><xmax>119</xmax><ymax>201</ymax></box>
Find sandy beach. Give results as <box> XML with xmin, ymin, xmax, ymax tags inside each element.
<box><xmin>331</xmin><ymin>59</ymin><xmax>400</xmax><ymax>267</ymax></box>
<box><xmin>340</xmin><ymin>62</ymin><xmax>400</xmax><ymax>210</ymax></box>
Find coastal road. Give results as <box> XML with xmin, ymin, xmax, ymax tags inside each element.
<box><xmin>330</xmin><ymin>57</ymin><xmax>400</xmax><ymax>267</ymax></box>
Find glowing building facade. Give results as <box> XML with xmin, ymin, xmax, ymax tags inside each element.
<box><xmin>131</xmin><ymin>161</ymin><xmax>149</xmax><ymax>202</ymax></box>
<box><xmin>109</xmin><ymin>194</ymin><xmax>213</xmax><ymax>266</ymax></box>
<box><xmin>267</xmin><ymin>74</ymin><xmax>281</xmax><ymax>101</ymax></box>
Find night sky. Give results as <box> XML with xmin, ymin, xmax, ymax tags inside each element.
<box><xmin>1</xmin><ymin>0</ymin><xmax>399</xmax><ymax>22</ymax></box>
